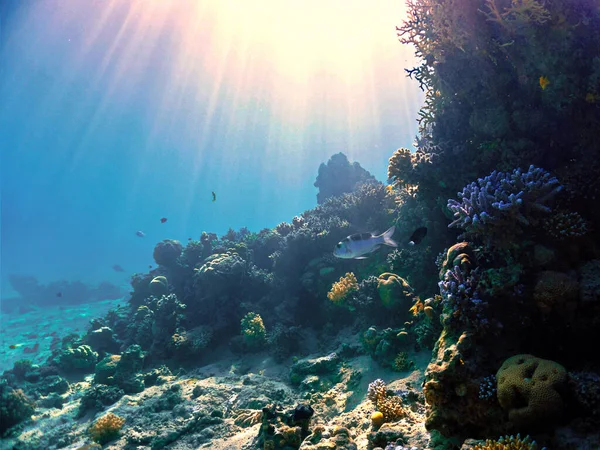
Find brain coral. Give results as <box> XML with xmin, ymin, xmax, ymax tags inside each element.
<box><xmin>496</xmin><ymin>354</ymin><xmax>567</xmax><ymax>429</ymax></box>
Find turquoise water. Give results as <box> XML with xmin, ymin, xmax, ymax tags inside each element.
<box><xmin>0</xmin><ymin>0</ymin><xmax>422</xmax><ymax>293</ymax></box>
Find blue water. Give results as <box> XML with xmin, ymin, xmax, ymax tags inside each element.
<box><xmin>0</xmin><ymin>0</ymin><xmax>423</xmax><ymax>295</ymax></box>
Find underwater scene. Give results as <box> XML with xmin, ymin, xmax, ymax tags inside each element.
<box><xmin>1</xmin><ymin>0</ymin><xmax>600</xmax><ymax>449</ymax></box>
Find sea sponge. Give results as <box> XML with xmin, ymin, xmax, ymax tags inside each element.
<box><xmin>88</xmin><ymin>412</ymin><xmax>125</xmax><ymax>444</ymax></box>
<box><xmin>327</xmin><ymin>272</ymin><xmax>358</xmax><ymax>305</ymax></box>
<box><xmin>377</xmin><ymin>273</ymin><xmax>414</xmax><ymax>309</ymax></box>
<box><xmin>371</xmin><ymin>411</ymin><xmax>385</xmax><ymax>428</ymax></box>
<box><xmin>496</xmin><ymin>354</ymin><xmax>567</xmax><ymax>429</ymax></box>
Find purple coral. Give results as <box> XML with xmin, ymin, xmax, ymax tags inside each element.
<box><xmin>447</xmin><ymin>165</ymin><xmax>562</xmax><ymax>244</ymax></box>
<box><xmin>438</xmin><ymin>265</ymin><xmax>489</xmax><ymax>332</ymax></box>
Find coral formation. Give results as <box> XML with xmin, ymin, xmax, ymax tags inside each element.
<box><xmin>377</xmin><ymin>273</ymin><xmax>416</xmax><ymax>310</ymax></box>
<box><xmin>88</xmin><ymin>412</ymin><xmax>126</xmax><ymax>445</ymax></box>
<box><xmin>314</xmin><ymin>152</ymin><xmax>377</xmax><ymax>204</ymax></box>
<box><xmin>328</xmin><ymin>272</ymin><xmax>359</xmax><ymax>305</ymax></box>
<box><xmin>447</xmin><ymin>166</ymin><xmax>562</xmax><ymax>246</ymax></box>
<box><xmin>0</xmin><ymin>380</ymin><xmax>35</xmax><ymax>435</ymax></box>
<box><xmin>466</xmin><ymin>433</ymin><xmax>541</xmax><ymax>450</ymax></box>
<box><xmin>240</xmin><ymin>312</ymin><xmax>267</xmax><ymax>350</ymax></box>
<box><xmin>367</xmin><ymin>379</ymin><xmax>405</xmax><ymax>423</ymax></box>
<box><xmin>153</xmin><ymin>239</ymin><xmax>183</xmax><ymax>267</ymax></box>
<box><xmin>496</xmin><ymin>354</ymin><xmax>568</xmax><ymax>429</ymax></box>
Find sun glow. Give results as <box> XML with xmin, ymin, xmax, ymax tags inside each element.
<box><xmin>6</xmin><ymin>0</ymin><xmax>421</xmax><ymax>204</ymax></box>
<box><xmin>45</xmin><ymin>0</ymin><xmax>415</xmax><ymax>119</ymax></box>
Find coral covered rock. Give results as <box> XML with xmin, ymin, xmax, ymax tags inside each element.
<box><xmin>377</xmin><ymin>273</ymin><xmax>415</xmax><ymax>310</ymax></box>
<box><xmin>88</xmin><ymin>412</ymin><xmax>126</xmax><ymax>445</ymax></box>
<box><xmin>496</xmin><ymin>354</ymin><xmax>568</xmax><ymax>429</ymax></box>
<box><xmin>153</xmin><ymin>240</ymin><xmax>183</xmax><ymax>267</ymax></box>
<box><xmin>532</xmin><ymin>271</ymin><xmax>579</xmax><ymax>315</ymax></box>
<box><xmin>314</xmin><ymin>153</ymin><xmax>377</xmax><ymax>204</ymax></box>
<box><xmin>0</xmin><ymin>380</ymin><xmax>35</xmax><ymax>435</ymax></box>
<box><xmin>149</xmin><ymin>275</ymin><xmax>169</xmax><ymax>296</ymax></box>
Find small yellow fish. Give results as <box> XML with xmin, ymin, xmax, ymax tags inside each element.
<box><xmin>539</xmin><ymin>76</ymin><xmax>550</xmax><ymax>90</ymax></box>
<box><xmin>386</xmin><ymin>185</ymin><xmax>394</xmax><ymax>192</ymax></box>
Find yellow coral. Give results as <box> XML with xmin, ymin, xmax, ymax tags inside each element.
<box><xmin>471</xmin><ymin>434</ymin><xmax>539</xmax><ymax>450</ymax></box>
<box><xmin>327</xmin><ymin>273</ymin><xmax>358</xmax><ymax>304</ymax></box>
<box><xmin>88</xmin><ymin>412</ymin><xmax>125</xmax><ymax>445</ymax></box>
<box><xmin>241</xmin><ymin>312</ymin><xmax>266</xmax><ymax>346</ymax></box>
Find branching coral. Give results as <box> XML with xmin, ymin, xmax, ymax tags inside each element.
<box><xmin>88</xmin><ymin>412</ymin><xmax>125</xmax><ymax>445</ymax></box>
<box><xmin>482</xmin><ymin>0</ymin><xmax>551</xmax><ymax>35</ymax></box>
<box><xmin>471</xmin><ymin>433</ymin><xmax>541</xmax><ymax>450</ymax></box>
<box><xmin>367</xmin><ymin>379</ymin><xmax>405</xmax><ymax>423</ymax></box>
<box><xmin>388</xmin><ymin>148</ymin><xmax>414</xmax><ymax>188</ymax></box>
<box><xmin>447</xmin><ymin>165</ymin><xmax>562</xmax><ymax>245</ymax></box>
<box><xmin>240</xmin><ymin>312</ymin><xmax>267</xmax><ymax>348</ymax></box>
<box><xmin>438</xmin><ymin>264</ymin><xmax>489</xmax><ymax>333</ymax></box>
<box><xmin>542</xmin><ymin>211</ymin><xmax>588</xmax><ymax>239</ymax></box>
<box><xmin>327</xmin><ymin>273</ymin><xmax>359</xmax><ymax>305</ymax></box>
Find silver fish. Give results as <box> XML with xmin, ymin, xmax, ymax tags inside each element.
<box><xmin>333</xmin><ymin>226</ymin><xmax>398</xmax><ymax>259</ymax></box>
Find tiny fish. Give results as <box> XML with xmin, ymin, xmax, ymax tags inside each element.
<box><xmin>539</xmin><ymin>75</ymin><xmax>550</xmax><ymax>90</ymax></box>
<box><xmin>9</xmin><ymin>344</ymin><xmax>18</xmax><ymax>350</ymax></box>
<box><xmin>408</xmin><ymin>227</ymin><xmax>428</xmax><ymax>245</ymax></box>
<box><xmin>112</xmin><ymin>264</ymin><xmax>125</xmax><ymax>272</ymax></box>
<box><xmin>56</xmin><ymin>292</ymin><xmax>62</xmax><ymax>297</ymax></box>
<box><xmin>160</xmin><ymin>217</ymin><xmax>168</xmax><ymax>223</ymax></box>
<box><xmin>136</xmin><ymin>230</ymin><xmax>145</xmax><ymax>237</ymax></box>
<box><xmin>149</xmin><ymin>265</ymin><xmax>153</xmax><ymax>269</ymax></box>
<box><xmin>333</xmin><ymin>226</ymin><xmax>397</xmax><ymax>259</ymax></box>
<box><xmin>188</xmin><ymin>237</ymin><xmax>192</xmax><ymax>241</ymax></box>
<box><xmin>212</xmin><ymin>191</ymin><xmax>216</xmax><ymax>202</ymax></box>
